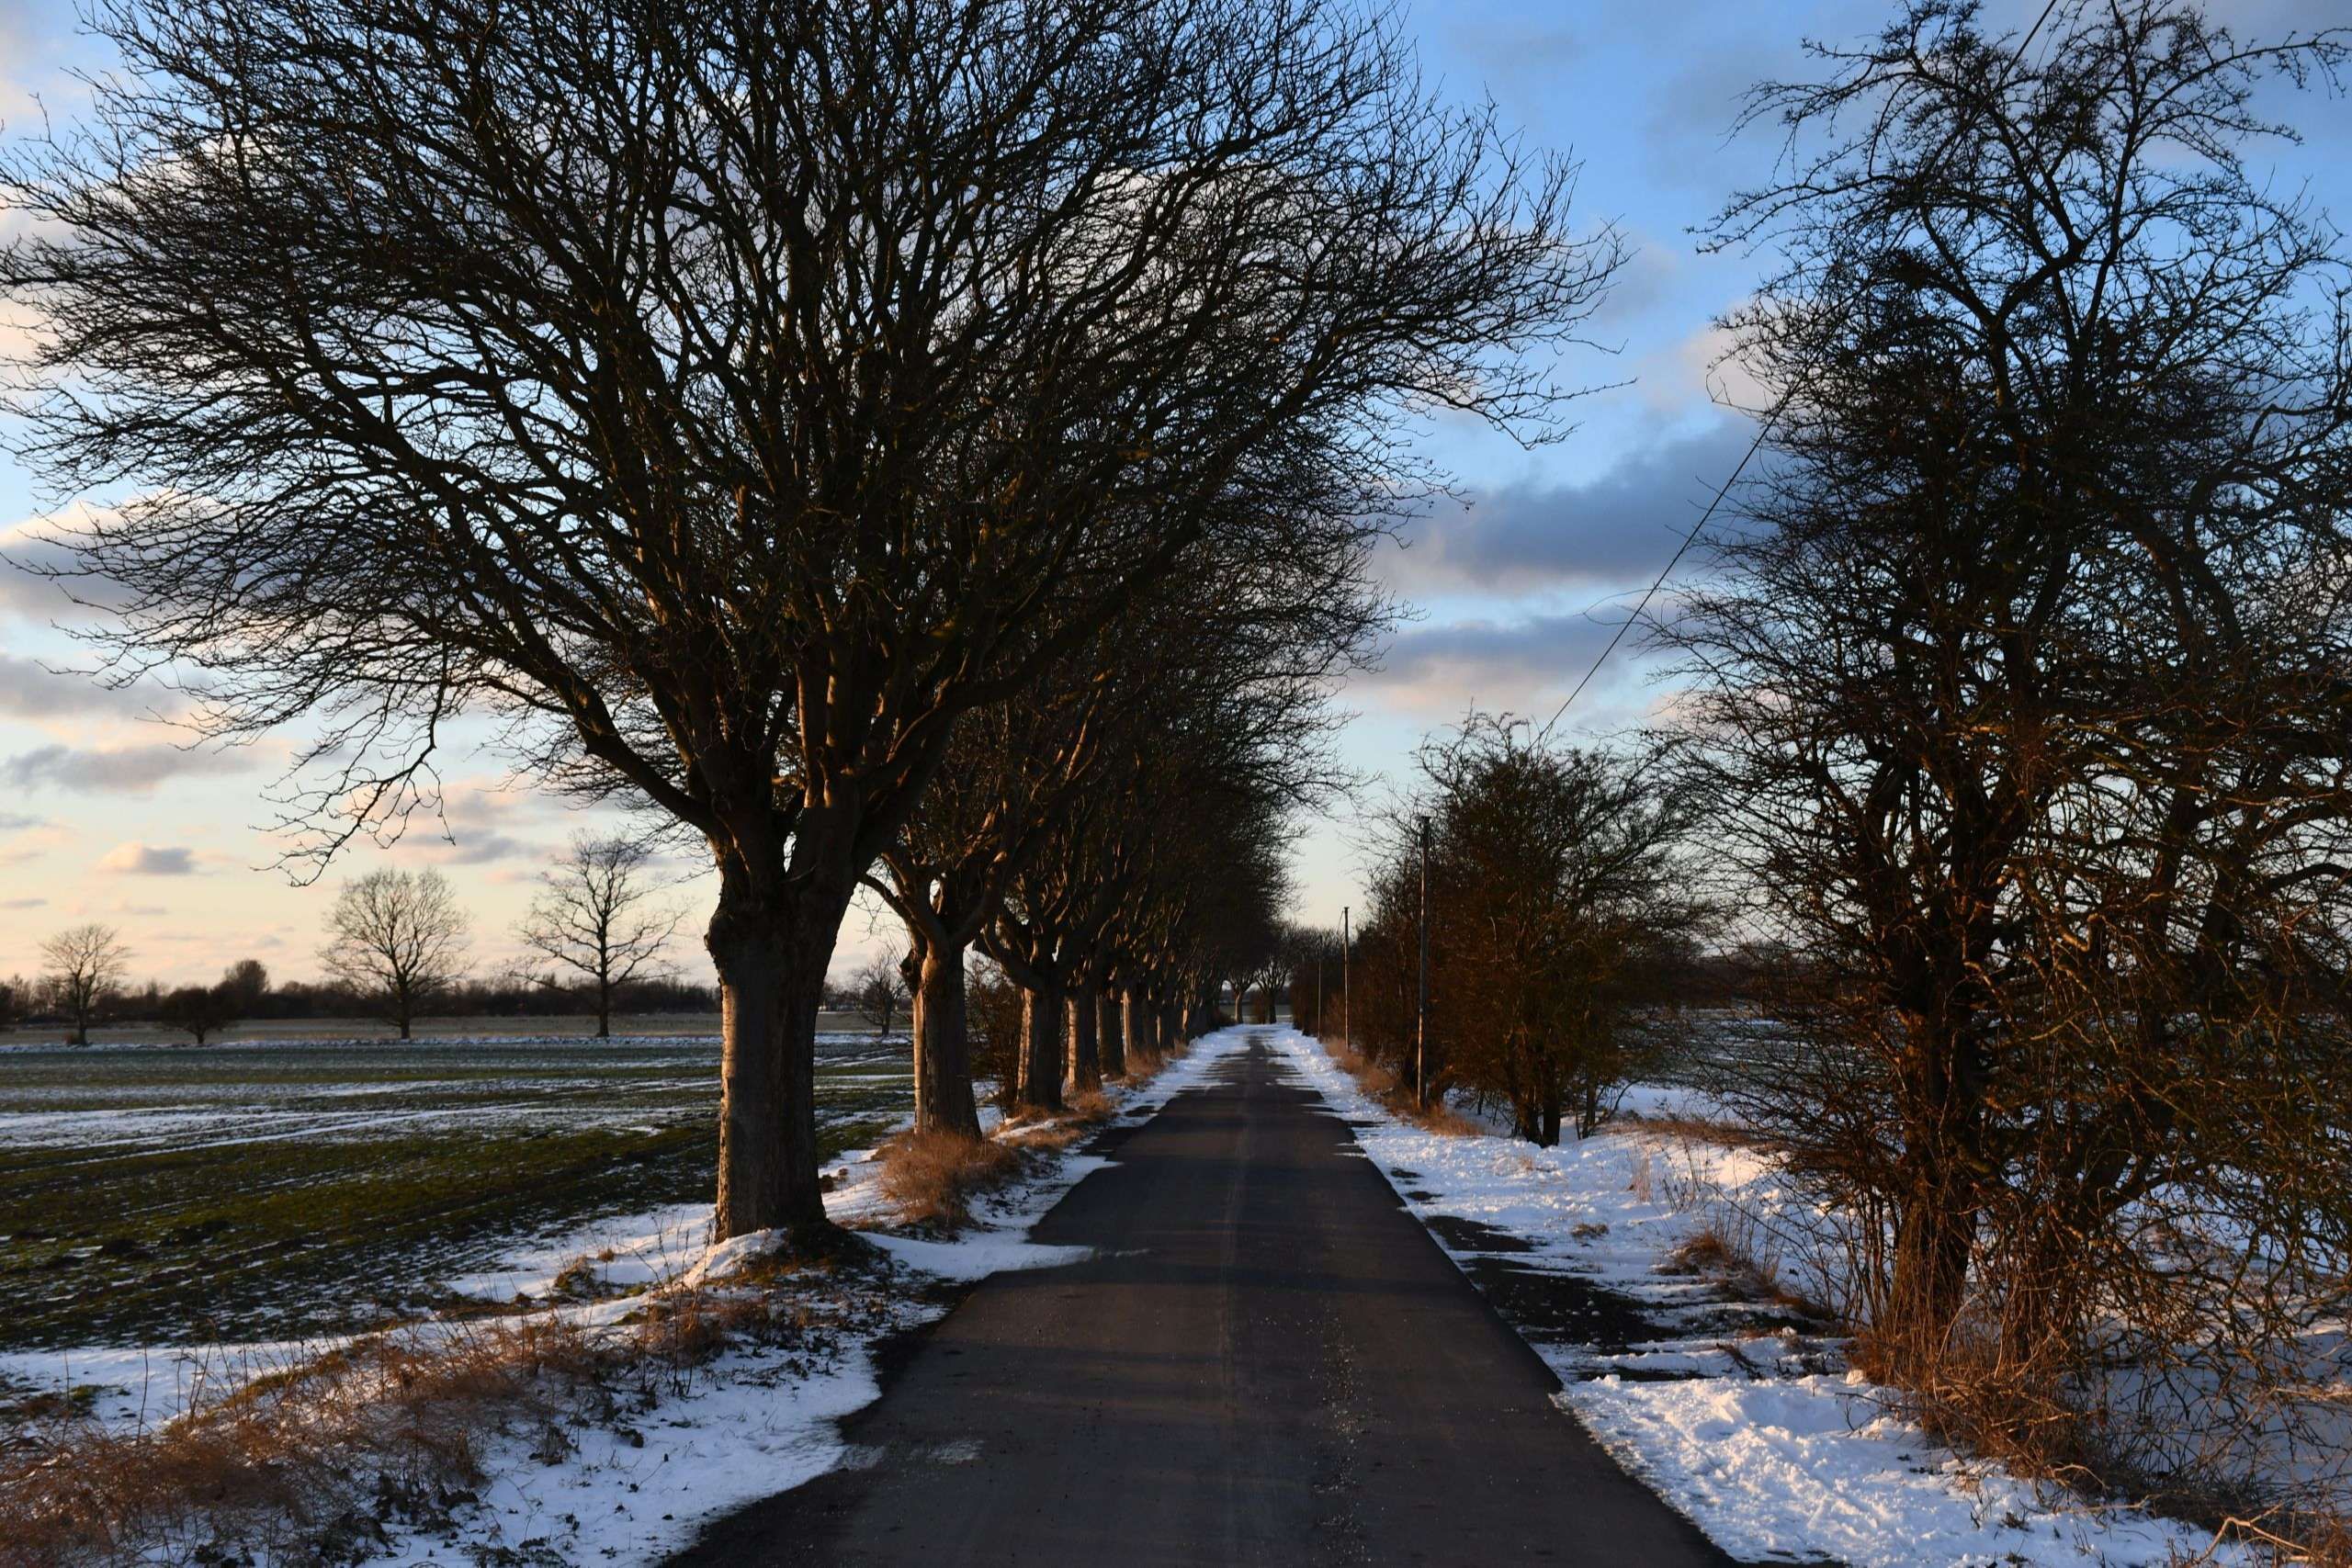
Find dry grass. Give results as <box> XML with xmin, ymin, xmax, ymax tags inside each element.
<box><xmin>877</xmin><ymin>1125</ymin><xmax>1022</xmax><ymax>1228</ymax></box>
<box><xmin>1612</xmin><ymin>1110</ymin><xmax>1767</xmax><ymax>1148</ymax></box>
<box><xmin>1323</xmin><ymin>1039</ymin><xmax>1478</xmax><ymax>1135</ymax></box>
<box><xmin>0</xmin><ymin>1252</ymin><xmax>881</xmax><ymax>1568</ymax></box>
<box><xmin>997</xmin><ymin>1088</ymin><xmax>1121</xmax><ymax>1153</ymax></box>
<box><xmin>1110</xmin><ymin>1036</ymin><xmax>1184</xmax><ymax>1085</ymax></box>
<box><xmin>1665</xmin><ymin>1223</ymin><xmax>1806</xmax><ymax>1314</ymax></box>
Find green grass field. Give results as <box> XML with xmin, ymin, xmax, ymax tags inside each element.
<box><xmin>0</xmin><ymin>1030</ymin><xmax>910</xmax><ymax>1352</ymax></box>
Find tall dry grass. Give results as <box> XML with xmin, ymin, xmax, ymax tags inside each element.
<box><xmin>877</xmin><ymin>1127</ymin><xmax>1023</xmax><ymax>1228</ymax></box>
<box><xmin>1324</xmin><ymin>1038</ymin><xmax>1477</xmax><ymax>1135</ymax></box>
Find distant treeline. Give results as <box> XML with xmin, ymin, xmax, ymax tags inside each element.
<box><xmin>0</xmin><ymin>964</ymin><xmax>719</xmax><ymax>1036</ymax></box>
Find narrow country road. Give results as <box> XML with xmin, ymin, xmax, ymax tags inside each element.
<box><xmin>675</xmin><ymin>1032</ymin><xmax>1733</xmax><ymax>1566</ymax></box>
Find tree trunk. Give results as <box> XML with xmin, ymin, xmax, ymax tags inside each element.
<box><xmin>1016</xmin><ymin>985</ymin><xmax>1066</xmax><ymax>1112</ymax></box>
<box><xmin>1884</xmin><ymin>1176</ymin><xmax>1978</xmax><ymax>1386</ymax></box>
<box><xmin>911</xmin><ymin>937</ymin><xmax>982</xmax><ymax>1137</ymax></box>
<box><xmin>1124</xmin><ymin>988</ymin><xmax>1154</xmax><ymax>1064</ymax></box>
<box><xmin>1068</xmin><ymin>980</ymin><xmax>1102</xmax><ymax>1093</ymax></box>
<box><xmin>596</xmin><ymin>976</ymin><xmax>613</xmax><ymax>1040</ymax></box>
<box><xmin>1097</xmin><ymin>990</ymin><xmax>1125</xmax><ymax>1078</ymax></box>
<box><xmin>707</xmin><ymin>887</ymin><xmax>833</xmax><ymax>1243</ymax></box>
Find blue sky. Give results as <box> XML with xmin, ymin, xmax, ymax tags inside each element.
<box><xmin>0</xmin><ymin>0</ymin><xmax>2344</xmax><ymax>987</ymax></box>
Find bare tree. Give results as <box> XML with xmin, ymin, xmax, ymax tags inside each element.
<box><xmin>40</xmin><ymin>923</ymin><xmax>128</xmax><ymax>1045</ymax></box>
<box><xmin>1670</xmin><ymin>0</ymin><xmax>2352</xmax><ymax>1513</ymax></box>
<box><xmin>516</xmin><ymin>833</ymin><xmax>682</xmax><ymax>1039</ymax></box>
<box><xmin>321</xmin><ymin>869</ymin><xmax>470</xmax><ymax>1039</ymax></box>
<box><xmin>850</xmin><ymin>951</ymin><xmax>909</xmax><ymax>1038</ymax></box>
<box><xmin>1</xmin><ymin>0</ymin><xmax>1615</xmax><ymax>1243</ymax></box>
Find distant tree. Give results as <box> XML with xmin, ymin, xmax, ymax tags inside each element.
<box><xmin>219</xmin><ymin>958</ymin><xmax>270</xmax><ymax>1015</ymax></box>
<box><xmin>40</xmin><ymin>923</ymin><xmax>129</xmax><ymax>1045</ymax></box>
<box><xmin>0</xmin><ymin>973</ymin><xmax>29</xmax><ymax>1030</ymax></box>
<box><xmin>851</xmin><ymin>952</ymin><xmax>910</xmax><ymax>1039</ymax></box>
<box><xmin>159</xmin><ymin>983</ymin><xmax>236</xmax><ymax>1044</ymax></box>
<box><xmin>515</xmin><ymin>834</ymin><xmax>682</xmax><ymax>1040</ymax></box>
<box><xmin>320</xmin><ymin>869</ymin><xmax>470</xmax><ymax>1039</ymax></box>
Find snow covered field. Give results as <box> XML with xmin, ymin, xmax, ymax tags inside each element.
<box><xmin>1261</xmin><ymin>1027</ymin><xmax>2246</xmax><ymax>1568</ymax></box>
<box><xmin>0</xmin><ymin>1032</ymin><xmax>910</xmax><ymax>1354</ymax></box>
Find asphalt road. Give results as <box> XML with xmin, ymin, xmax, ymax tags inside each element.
<box><xmin>675</xmin><ymin>1032</ymin><xmax>1734</xmax><ymax>1566</ymax></box>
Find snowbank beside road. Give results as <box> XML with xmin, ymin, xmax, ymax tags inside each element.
<box><xmin>1262</xmin><ymin>1026</ymin><xmax>2243</xmax><ymax>1568</ymax></box>
<box><xmin>386</xmin><ymin>1033</ymin><xmax>1250</xmax><ymax>1565</ymax></box>
<box><xmin>1</xmin><ymin>1033</ymin><xmax>1250</xmax><ymax>1568</ymax></box>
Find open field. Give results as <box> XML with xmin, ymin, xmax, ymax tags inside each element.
<box><xmin>0</xmin><ymin>1026</ymin><xmax>910</xmax><ymax>1353</ymax></box>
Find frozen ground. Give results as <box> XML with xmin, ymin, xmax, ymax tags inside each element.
<box><xmin>0</xmin><ymin>1032</ymin><xmax>910</xmax><ymax>1352</ymax></box>
<box><xmin>1262</xmin><ymin>1027</ymin><xmax>2247</xmax><ymax>1568</ymax></box>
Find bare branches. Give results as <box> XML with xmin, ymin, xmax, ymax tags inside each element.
<box><xmin>1671</xmin><ymin>0</ymin><xmax>2352</xmax><ymax>1522</ymax></box>
<box><xmin>318</xmin><ymin>867</ymin><xmax>471</xmax><ymax>1040</ymax></box>
<box><xmin>515</xmin><ymin>833</ymin><xmax>683</xmax><ymax>1038</ymax></box>
<box><xmin>39</xmin><ymin>922</ymin><xmax>130</xmax><ymax>1046</ymax></box>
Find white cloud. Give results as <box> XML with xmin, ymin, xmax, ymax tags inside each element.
<box><xmin>96</xmin><ymin>841</ymin><xmax>200</xmax><ymax>875</ymax></box>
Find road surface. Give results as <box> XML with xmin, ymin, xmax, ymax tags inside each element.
<box><xmin>675</xmin><ymin>1032</ymin><xmax>1733</xmax><ymax>1566</ymax></box>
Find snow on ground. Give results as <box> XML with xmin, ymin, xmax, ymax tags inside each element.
<box><xmin>362</xmin><ymin>1035</ymin><xmax>1250</xmax><ymax>1566</ymax></box>
<box><xmin>1261</xmin><ymin>1025</ymin><xmax>2245</xmax><ymax>1568</ymax></box>
<box><xmin>0</xmin><ymin>1032</ymin><xmax>1250</xmax><ymax>1566</ymax></box>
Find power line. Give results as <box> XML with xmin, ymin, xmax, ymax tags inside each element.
<box><xmin>1536</xmin><ymin>0</ymin><xmax>2064</xmax><ymax>742</ymax></box>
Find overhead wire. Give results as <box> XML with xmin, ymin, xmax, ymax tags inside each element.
<box><xmin>1533</xmin><ymin>0</ymin><xmax>2065</xmax><ymax>742</ymax></box>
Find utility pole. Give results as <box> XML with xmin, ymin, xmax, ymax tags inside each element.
<box><xmin>1416</xmin><ymin>814</ymin><xmax>1430</xmax><ymax>1107</ymax></box>
<box><xmin>1340</xmin><ymin>906</ymin><xmax>1351</xmax><ymax>1048</ymax></box>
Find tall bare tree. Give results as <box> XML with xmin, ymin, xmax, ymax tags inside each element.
<box><xmin>321</xmin><ymin>868</ymin><xmax>471</xmax><ymax>1039</ymax></box>
<box><xmin>517</xmin><ymin>833</ymin><xmax>682</xmax><ymax>1038</ymax></box>
<box><xmin>40</xmin><ymin>922</ymin><xmax>128</xmax><ymax>1045</ymax></box>
<box><xmin>0</xmin><ymin>0</ymin><xmax>1616</xmax><ymax>1242</ymax></box>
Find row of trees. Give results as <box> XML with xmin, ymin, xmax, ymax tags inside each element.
<box><xmin>0</xmin><ymin>0</ymin><xmax>1614</xmax><ymax>1241</ymax></box>
<box><xmin>13</xmin><ymin>833</ymin><xmax>705</xmax><ymax>1042</ymax></box>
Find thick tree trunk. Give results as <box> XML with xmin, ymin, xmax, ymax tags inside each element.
<box><xmin>596</xmin><ymin>976</ymin><xmax>613</xmax><ymax>1040</ymax></box>
<box><xmin>1016</xmin><ymin>985</ymin><xmax>1066</xmax><ymax>1112</ymax></box>
<box><xmin>910</xmin><ymin>937</ymin><xmax>982</xmax><ymax>1137</ymax></box>
<box><xmin>1068</xmin><ymin>980</ymin><xmax>1102</xmax><ymax>1092</ymax></box>
<box><xmin>707</xmin><ymin>887</ymin><xmax>834</xmax><ymax>1244</ymax></box>
<box><xmin>1097</xmin><ymin>990</ymin><xmax>1125</xmax><ymax>1077</ymax></box>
